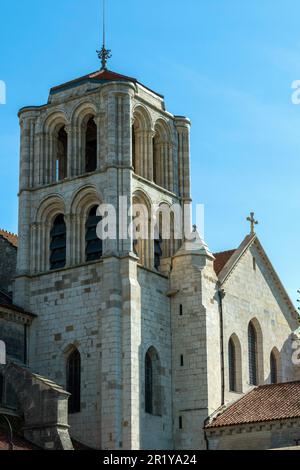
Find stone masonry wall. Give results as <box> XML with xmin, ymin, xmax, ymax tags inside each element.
<box><xmin>222</xmin><ymin>243</ymin><xmax>299</xmax><ymax>405</ymax></box>
<box><xmin>138</xmin><ymin>267</ymin><xmax>173</xmax><ymax>450</ymax></box>
<box><xmin>207</xmin><ymin>419</ymin><xmax>300</xmax><ymax>450</ymax></box>
<box><xmin>27</xmin><ymin>262</ymin><xmax>103</xmax><ymax>449</ymax></box>
<box><xmin>0</xmin><ymin>236</ymin><xmax>17</xmax><ymax>293</ymax></box>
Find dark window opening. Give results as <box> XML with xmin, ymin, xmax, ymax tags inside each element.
<box><xmin>248</xmin><ymin>322</ymin><xmax>258</xmax><ymax>386</ymax></box>
<box><xmin>153</xmin><ymin>137</ymin><xmax>158</xmax><ymax>184</ymax></box>
<box><xmin>145</xmin><ymin>352</ymin><xmax>153</xmax><ymax>414</ymax></box>
<box><xmin>253</xmin><ymin>257</ymin><xmax>256</xmax><ymax>271</ymax></box>
<box><xmin>132</xmin><ymin>125</ymin><xmax>136</xmax><ymax>171</ymax></box>
<box><xmin>0</xmin><ymin>373</ymin><xmax>3</xmax><ymax>405</ymax></box>
<box><xmin>56</xmin><ymin>126</ymin><xmax>68</xmax><ymax>181</ymax></box>
<box><xmin>85</xmin><ymin>206</ymin><xmax>103</xmax><ymax>262</ymax></box>
<box><xmin>67</xmin><ymin>349</ymin><xmax>81</xmax><ymax>414</ymax></box>
<box><xmin>179</xmin><ymin>416</ymin><xmax>183</xmax><ymax>430</ymax></box>
<box><xmin>229</xmin><ymin>338</ymin><xmax>236</xmax><ymax>392</ymax></box>
<box><xmin>50</xmin><ymin>214</ymin><xmax>66</xmax><ymax>270</ymax></box>
<box><xmin>179</xmin><ymin>304</ymin><xmax>183</xmax><ymax>316</ymax></box>
<box><xmin>85</xmin><ymin>118</ymin><xmax>97</xmax><ymax>173</ymax></box>
<box><xmin>180</xmin><ymin>355</ymin><xmax>184</xmax><ymax>367</ymax></box>
<box><xmin>270</xmin><ymin>351</ymin><xmax>278</xmax><ymax>384</ymax></box>
<box><xmin>154</xmin><ymin>235</ymin><xmax>162</xmax><ymax>270</ymax></box>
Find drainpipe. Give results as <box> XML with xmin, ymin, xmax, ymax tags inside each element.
<box><xmin>217</xmin><ymin>283</ymin><xmax>226</xmax><ymax>406</ymax></box>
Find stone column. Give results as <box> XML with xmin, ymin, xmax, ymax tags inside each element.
<box><xmin>174</xmin><ymin>117</ymin><xmax>191</xmax><ymax>199</ymax></box>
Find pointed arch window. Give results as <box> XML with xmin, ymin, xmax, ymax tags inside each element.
<box><xmin>85</xmin><ymin>118</ymin><xmax>97</xmax><ymax>173</ymax></box>
<box><xmin>56</xmin><ymin>126</ymin><xmax>68</xmax><ymax>181</ymax></box>
<box><xmin>228</xmin><ymin>337</ymin><xmax>237</xmax><ymax>392</ymax></box>
<box><xmin>248</xmin><ymin>322</ymin><xmax>258</xmax><ymax>385</ymax></box>
<box><xmin>270</xmin><ymin>351</ymin><xmax>278</xmax><ymax>384</ymax></box>
<box><xmin>85</xmin><ymin>206</ymin><xmax>103</xmax><ymax>262</ymax></box>
<box><xmin>50</xmin><ymin>214</ymin><xmax>66</xmax><ymax>270</ymax></box>
<box><xmin>67</xmin><ymin>349</ymin><xmax>81</xmax><ymax>414</ymax></box>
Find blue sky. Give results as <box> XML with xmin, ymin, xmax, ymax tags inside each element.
<box><xmin>0</xmin><ymin>0</ymin><xmax>299</xmax><ymax>302</ymax></box>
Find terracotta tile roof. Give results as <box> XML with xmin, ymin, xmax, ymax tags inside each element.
<box><xmin>213</xmin><ymin>249</ymin><xmax>236</xmax><ymax>275</ymax></box>
<box><xmin>0</xmin><ymin>229</ymin><xmax>18</xmax><ymax>248</ymax></box>
<box><xmin>50</xmin><ymin>68</ymin><xmax>164</xmax><ymax>99</ymax></box>
<box><xmin>0</xmin><ymin>430</ymin><xmax>39</xmax><ymax>450</ymax></box>
<box><xmin>205</xmin><ymin>381</ymin><xmax>300</xmax><ymax>429</ymax></box>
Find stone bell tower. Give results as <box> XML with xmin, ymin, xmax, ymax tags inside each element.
<box><xmin>13</xmin><ymin>34</ymin><xmax>193</xmax><ymax>449</ymax></box>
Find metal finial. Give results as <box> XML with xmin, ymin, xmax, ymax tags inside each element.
<box><xmin>247</xmin><ymin>212</ymin><xmax>258</xmax><ymax>235</ymax></box>
<box><xmin>96</xmin><ymin>0</ymin><xmax>112</xmax><ymax>70</ymax></box>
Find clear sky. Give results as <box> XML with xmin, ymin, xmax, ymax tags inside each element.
<box><xmin>0</xmin><ymin>0</ymin><xmax>299</xmax><ymax>302</ymax></box>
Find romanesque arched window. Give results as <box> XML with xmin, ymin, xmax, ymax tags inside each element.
<box><xmin>153</xmin><ymin>120</ymin><xmax>173</xmax><ymax>191</ymax></box>
<box><xmin>270</xmin><ymin>350</ymin><xmax>278</xmax><ymax>384</ymax></box>
<box><xmin>145</xmin><ymin>352</ymin><xmax>153</xmax><ymax>414</ymax></box>
<box><xmin>67</xmin><ymin>349</ymin><xmax>81</xmax><ymax>414</ymax></box>
<box><xmin>228</xmin><ymin>334</ymin><xmax>242</xmax><ymax>393</ymax></box>
<box><xmin>85</xmin><ymin>118</ymin><xmax>97</xmax><ymax>173</ymax></box>
<box><xmin>145</xmin><ymin>347</ymin><xmax>162</xmax><ymax>416</ymax></box>
<box><xmin>50</xmin><ymin>214</ymin><xmax>66</xmax><ymax>270</ymax></box>
<box><xmin>132</xmin><ymin>107</ymin><xmax>152</xmax><ymax>180</ymax></box>
<box><xmin>85</xmin><ymin>205</ymin><xmax>103</xmax><ymax>262</ymax></box>
<box><xmin>56</xmin><ymin>126</ymin><xmax>68</xmax><ymax>181</ymax></box>
<box><xmin>132</xmin><ymin>192</ymin><xmax>151</xmax><ymax>268</ymax></box>
<box><xmin>228</xmin><ymin>337</ymin><xmax>236</xmax><ymax>392</ymax></box>
<box><xmin>248</xmin><ymin>322</ymin><xmax>258</xmax><ymax>385</ymax></box>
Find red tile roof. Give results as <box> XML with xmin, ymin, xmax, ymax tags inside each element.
<box><xmin>205</xmin><ymin>381</ymin><xmax>300</xmax><ymax>429</ymax></box>
<box><xmin>0</xmin><ymin>430</ymin><xmax>39</xmax><ymax>450</ymax></box>
<box><xmin>213</xmin><ymin>249</ymin><xmax>236</xmax><ymax>275</ymax></box>
<box><xmin>0</xmin><ymin>229</ymin><xmax>18</xmax><ymax>248</ymax></box>
<box><xmin>50</xmin><ymin>69</ymin><xmax>164</xmax><ymax>98</ymax></box>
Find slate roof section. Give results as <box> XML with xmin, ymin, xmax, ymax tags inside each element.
<box><xmin>205</xmin><ymin>381</ymin><xmax>300</xmax><ymax>429</ymax></box>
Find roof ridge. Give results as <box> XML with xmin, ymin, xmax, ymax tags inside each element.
<box><xmin>213</xmin><ymin>249</ymin><xmax>236</xmax><ymax>256</ymax></box>
<box><xmin>0</xmin><ymin>228</ymin><xmax>18</xmax><ymax>237</ymax></box>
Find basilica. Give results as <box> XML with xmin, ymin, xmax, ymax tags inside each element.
<box><xmin>0</xmin><ymin>52</ymin><xmax>300</xmax><ymax>450</ymax></box>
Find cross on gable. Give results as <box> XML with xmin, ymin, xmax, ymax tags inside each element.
<box><xmin>247</xmin><ymin>212</ymin><xmax>258</xmax><ymax>235</ymax></box>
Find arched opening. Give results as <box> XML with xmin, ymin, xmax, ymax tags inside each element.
<box><xmin>247</xmin><ymin>319</ymin><xmax>264</xmax><ymax>386</ymax></box>
<box><xmin>85</xmin><ymin>118</ymin><xmax>97</xmax><ymax>173</ymax></box>
<box><xmin>248</xmin><ymin>321</ymin><xmax>257</xmax><ymax>385</ymax></box>
<box><xmin>270</xmin><ymin>348</ymin><xmax>280</xmax><ymax>384</ymax></box>
<box><xmin>228</xmin><ymin>334</ymin><xmax>242</xmax><ymax>393</ymax></box>
<box><xmin>85</xmin><ymin>205</ymin><xmax>103</xmax><ymax>262</ymax></box>
<box><xmin>66</xmin><ymin>349</ymin><xmax>81</xmax><ymax>414</ymax></box>
<box><xmin>145</xmin><ymin>347</ymin><xmax>162</xmax><ymax>416</ymax></box>
<box><xmin>132</xmin><ymin>107</ymin><xmax>152</xmax><ymax>180</ymax></box>
<box><xmin>152</xmin><ymin>120</ymin><xmax>173</xmax><ymax>191</ymax></box>
<box><xmin>132</xmin><ymin>192</ymin><xmax>151</xmax><ymax>268</ymax></box>
<box><xmin>50</xmin><ymin>214</ymin><xmax>66</xmax><ymax>270</ymax></box>
<box><xmin>56</xmin><ymin>126</ymin><xmax>68</xmax><ymax>181</ymax></box>
<box><xmin>229</xmin><ymin>337</ymin><xmax>237</xmax><ymax>392</ymax></box>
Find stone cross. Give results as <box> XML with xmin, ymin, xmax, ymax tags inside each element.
<box><xmin>247</xmin><ymin>212</ymin><xmax>258</xmax><ymax>235</ymax></box>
